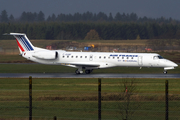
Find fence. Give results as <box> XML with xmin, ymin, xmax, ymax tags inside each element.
<box><xmin>0</xmin><ymin>78</ymin><xmax>180</xmax><ymax>120</ymax></box>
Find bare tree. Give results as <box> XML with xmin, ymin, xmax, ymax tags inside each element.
<box><xmin>116</xmin><ymin>79</ymin><xmax>141</xmax><ymax>120</ymax></box>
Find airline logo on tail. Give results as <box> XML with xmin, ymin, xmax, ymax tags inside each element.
<box><xmin>16</xmin><ymin>35</ymin><xmax>34</xmax><ymax>52</ymax></box>
<box><xmin>3</xmin><ymin>33</ymin><xmax>35</xmax><ymax>53</ymax></box>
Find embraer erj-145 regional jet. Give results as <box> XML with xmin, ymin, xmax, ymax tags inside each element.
<box><xmin>5</xmin><ymin>33</ymin><xmax>178</xmax><ymax>74</ymax></box>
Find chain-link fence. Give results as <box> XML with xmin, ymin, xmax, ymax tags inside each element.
<box><xmin>0</xmin><ymin>78</ymin><xmax>180</xmax><ymax>120</ymax></box>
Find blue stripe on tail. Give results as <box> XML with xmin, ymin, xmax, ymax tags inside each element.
<box><xmin>19</xmin><ymin>36</ymin><xmax>29</xmax><ymax>51</ymax></box>
<box><xmin>18</xmin><ymin>35</ymin><xmax>34</xmax><ymax>51</ymax></box>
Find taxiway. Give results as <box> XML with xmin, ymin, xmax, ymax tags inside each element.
<box><xmin>0</xmin><ymin>73</ymin><xmax>180</xmax><ymax>78</ymax></box>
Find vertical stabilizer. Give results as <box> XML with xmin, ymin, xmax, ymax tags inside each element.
<box><xmin>9</xmin><ymin>33</ymin><xmax>35</xmax><ymax>53</ymax></box>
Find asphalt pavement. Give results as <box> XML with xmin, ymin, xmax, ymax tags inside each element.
<box><xmin>0</xmin><ymin>73</ymin><xmax>179</xmax><ymax>78</ymax></box>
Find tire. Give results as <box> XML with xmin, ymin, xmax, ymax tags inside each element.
<box><xmin>85</xmin><ymin>70</ymin><xmax>90</xmax><ymax>74</ymax></box>
<box><xmin>75</xmin><ymin>69</ymin><xmax>80</xmax><ymax>74</ymax></box>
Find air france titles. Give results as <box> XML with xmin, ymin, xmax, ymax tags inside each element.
<box><xmin>110</xmin><ymin>54</ymin><xmax>138</xmax><ymax>62</ymax></box>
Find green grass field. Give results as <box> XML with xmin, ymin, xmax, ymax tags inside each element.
<box><xmin>0</xmin><ymin>78</ymin><xmax>180</xmax><ymax>120</ymax></box>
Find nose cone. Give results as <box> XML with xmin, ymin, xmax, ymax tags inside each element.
<box><xmin>169</xmin><ymin>61</ymin><xmax>178</xmax><ymax>67</ymax></box>
<box><xmin>173</xmin><ymin>62</ymin><xmax>178</xmax><ymax>67</ymax></box>
<box><xmin>162</xmin><ymin>59</ymin><xmax>178</xmax><ymax>67</ymax></box>
<box><xmin>163</xmin><ymin>60</ymin><xmax>178</xmax><ymax>71</ymax></box>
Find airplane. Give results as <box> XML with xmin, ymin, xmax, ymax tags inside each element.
<box><xmin>5</xmin><ymin>33</ymin><xmax>178</xmax><ymax>74</ymax></box>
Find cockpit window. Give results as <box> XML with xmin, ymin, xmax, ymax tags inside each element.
<box><xmin>158</xmin><ymin>56</ymin><xmax>163</xmax><ymax>59</ymax></box>
<box><xmin>154</xmin><ymin>56</ymin><xmax>164</xmax><ymax>59</ymax></box>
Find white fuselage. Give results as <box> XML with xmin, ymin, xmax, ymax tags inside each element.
<box><xmin>7</xmin><ymin>32</ymin><xmax>178</xmax><ymax>74</ymax></box>
<box><xmin>22</xmin><ymin>50</ymin><xmax>178</xmax><ymax>71</ymax></box>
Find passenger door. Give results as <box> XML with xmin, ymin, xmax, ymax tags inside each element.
<box><xmin>138</xmin><ymin>56</ymin><xmax>143</xmax><ymax>66</ymax></box>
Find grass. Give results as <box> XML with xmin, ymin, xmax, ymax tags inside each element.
<box><xmin>76</xmin><ymin>39</ymin><xmax>147</xmax><ymax>46</ymax></box>
<box><xmin>0</xmin><ymin>40</ymin><xmax>70</xmax><ymax>49</ymax></box>
<box><xmin>0</xmin><ymin>55</ymin><xmax>27</xmax><ymax>62</ymax></box>
<box><xmin>0</xmin><ymin>78</ymin><xmax>180</xmax><ymax>119</ymax></box>
<box><xmin>0</xmin><ymin>39</ymin><xmax>147</xmax><ymax>49</ymax></box>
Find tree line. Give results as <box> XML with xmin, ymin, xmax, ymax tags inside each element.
<box><xmin>0</xmin><ymin>10</ymin><xmax>179</xmax><ymax>23</ymax></box>
<box><xmin>1</xmin><ymin>22</ymin><xmax>180</xmax><ymax>40</ymax></box>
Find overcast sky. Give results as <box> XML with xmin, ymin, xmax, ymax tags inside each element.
<box><xmin>1</xmin><ymin>0</ymin><xmax>180</xmax><ymax>20</ymax></box>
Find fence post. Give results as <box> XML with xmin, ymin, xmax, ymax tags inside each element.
<box><xmin>98</xmin><ymin>78</ymin><xmax>101</xmax><ymax>120</ymax></box>
<box><xmin>29</xmin><ymin>76</ymin><xmax>32</xmax><ymax>120</ymax></box>
<box><xmin>165</xmin><ymin>80</ymin><xmax>168</xmax><ymax>120</ymax></box>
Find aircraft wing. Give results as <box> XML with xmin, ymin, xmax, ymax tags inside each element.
<box><xmin>68</xmin><ymin>62</ymin><xmax>100</xmax><ymax>67</ymax></box>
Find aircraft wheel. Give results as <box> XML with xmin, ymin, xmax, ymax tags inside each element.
<box><xmin>163</xmin><ymin>71</ymin><xmax>167</xmax><ymax>74</ymax></box>
<box><xmin>85</xmin><ymin>70</ymin><xmax>91</xmax><ymax>74</ymax></box>
<box><xmin>75</xmin><ymin>69</ymin><xmax>80</xmax><ymax>74</ymax></box>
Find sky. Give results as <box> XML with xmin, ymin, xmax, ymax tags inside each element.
<box><xmin>0</xmin><ymin>0</ymin><xmax>180</xmax><ymax>20</ymax></box>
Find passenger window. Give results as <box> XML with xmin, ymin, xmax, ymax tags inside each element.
<box><xmin>131</xmin><ymin>57</ymin><xmax>133</xmax><ymax>59</ymax></box>
<box><xmin>63</xmin><ymin>56</ymin><xmax>65</xmax><ymax>58</ymax></box>
<box><xmin>85</xmin><ymin>56</ymin><xmax>87</xmax><ymax>58</ymax></box>
<box><xmin>71</xmin><ymin>56</ymin><xmax>73</xmax><ymax>58</ymax></box>
<box><xmin>80</xmin><ymin>56</ymin><xmax>82</xmax><ymax>58</ymax></box>
<box><xmin>104</xmin><ymin>56</ymin><xmax>106</xmax><ymax>59</ymax></box>
<box><xmin>122</xmin><ymin>57</ymin><xmax>124</xmax><ymax>59</ymax></box>
<box><xmin>117</xmin><ymin>57</ymin><xmax>119</xmax><ymax>59</ymax></box>
<box><xmin>127</xmin><ymin>57</ymin><xmax>129</xmax><ymax>59</ymax></box>
<box><xmin>99</xmin><ymin>56</ymin><xmax>101</xmax><ymax>59</ymax></box>
<box><xmin>67</xmin><ymin>56</ymin><xmax>69</xmax><ymax>58</ymax></box>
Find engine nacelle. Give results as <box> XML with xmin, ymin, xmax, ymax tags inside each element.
<box><xmin>32</xmin><ymin>51</ymin><xmax>58</xmax><ymax>60</ymax></box>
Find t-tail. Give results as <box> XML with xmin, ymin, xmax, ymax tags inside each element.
<box><xmin>4</xmin><ymin>33</ymin><xmax>35</xmax><ymax>54</ymax></box>
<box><xmin>4</xmin><ymin>33</ymin><xmax>58</xmax><ymax>60</ymax></box>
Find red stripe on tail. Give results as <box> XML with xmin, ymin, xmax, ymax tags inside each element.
<box><xmin>16</xmin><ymin>39</ymin><xmax>25</xmax><ymax>52</ymax></box>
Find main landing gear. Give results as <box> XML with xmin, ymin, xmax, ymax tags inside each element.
<box><xmin>75</xmin><ymin>69</ymin><xmax>93</xmax><ymax>74</ymax></box>
<box><xmin>85</xmin><ymin>69</ymin><xmax>93</xmax><ymax>74</ymax></box>
<box><xmin>75</xmin><ymin>69</ymin><xmax>81</xmax><ymax>74</ymax></box>
<box><xmin>163</xmin><ymin>71</ymin><xmax>167</xmax><ymax>74</ymax></box>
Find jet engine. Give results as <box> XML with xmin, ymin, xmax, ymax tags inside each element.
<box><xmin>32</xmin><ymin>51</ymin><xmax>58</xmax><ymax>60</ymax></box>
